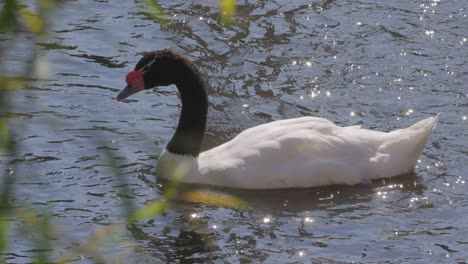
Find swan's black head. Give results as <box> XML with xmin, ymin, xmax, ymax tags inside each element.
<box><xmin>116</xmin><ymin>49</ymin><xmax>208</xmax><ymax>156</ymax></box>
<box><xmin>117</xmin><ymin>49</ymin><xmax>195</xmax><ymax>101</ymax></box>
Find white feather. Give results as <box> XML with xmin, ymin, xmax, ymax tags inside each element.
<box><xmin>157</xmin><ymin>115</ymin><xmax>438</xmax><ymax>189</ymax></box>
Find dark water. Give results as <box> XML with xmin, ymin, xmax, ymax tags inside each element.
<box><xmin>2</xmin><ymin>0</ymin><xmax>467</xmax><ymax>263</ymax></box>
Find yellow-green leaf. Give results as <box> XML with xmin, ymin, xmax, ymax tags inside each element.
<box><xmin>181</xmin><ymin>189</ymin><xmax>249</xmax><ymax>209</ymax></box>
<box><xmin>0</xmin><ymin>76</ymin><xmax>24</xmax><ymax>91</ymax></box>
<box><xmin>0</xmin><ymin>219</ymin><xmax>9</xmax><ymax>254</ymax></box>
<box><xmin>220</xmin><ymin>0</ymin><xmax>236</xmax><ymax>25</ymax></box>
<box><xmin>139</xmin><ymin>0</ymin><xmax>170</xmax><ymax>24</ymax></box>
<box><xmin>0</xmin><ymin>120</ymin><xmax>10</xmax><ymax>150</ymax></box>
<box><xmin>128</xmin><ymin>199</ymin><xmax>167</xmax><ymax>222</ymax></box>
<box><xmin>19</xmin><ymin>9</ymin><xmax>43</xmax><ymax>33</ymax></box>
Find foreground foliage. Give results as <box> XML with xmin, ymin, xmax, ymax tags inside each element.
<box><xmin>0</xmin><ymin>1</ymin><xmax>239</xmax><ymax>263</ymax></box>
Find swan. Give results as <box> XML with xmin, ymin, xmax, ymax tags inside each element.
<box><xmin>116</xmin><ymin>49</ymin><xmax>438</xmax><ymax>189</ymax></box>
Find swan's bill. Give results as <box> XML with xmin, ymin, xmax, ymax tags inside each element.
<box><xmin>117</xmin><ymin>70</ymin><xmax>145</xmax><ymax>101</ymax></box>
<box><xmin>117</xmin><ymin>84</ymin><xmax>141</xmax><ymax>101</ymax></box>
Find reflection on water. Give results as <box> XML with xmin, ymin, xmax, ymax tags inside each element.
<box><xmin>129</xmin><ymin>173</ymin><xmax>444</xmax><ymax>263</ymax></box>
<box><xmin>2</xmin><ymin>0</ymin><xmax>468</xmax><ymax>263</ymax></box>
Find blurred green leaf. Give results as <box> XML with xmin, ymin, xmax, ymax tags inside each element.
<box><xmin>220</xmin><ymin>0</ymin><xmax>236</xmax><ymax>25</ymax></box>
<box><xmin>139</xmin><ymin>0</ymin><xmax>170</xmax><ymax>24</ymax></box>
<box><xmin>0</xmin><ymin>76</ymin><xmax>25</xmax><ymax>91</ymax></box>
<box><xmin>0</xmin><ymin>120</ymin><xmax>11</xmax><ymax>151</ymax></box>
<box><xmin>17</xmin><ymin>207</ymin><xmax>39</xmax><ymax>229</ymax></box>
<box><xmin>0</xmin><ymin>0</ymin><xmax>239</xmax><ymax>262</ymax></box>
<box><xmin>180</xmin><ymin>189</ymin><xmax>249</xmax><ymax>209</ymax></box>
<box><xmin>0</xmin><ymin>219</ymin><xmax>9</xmax><ymax>255</ymax></box>
<box><xmin>33</xmin><ymin>211</ymin><xmax>53</xmax><ymax>264</ymax></box>
<box><xmin>0</xmin><ymin>0</ymin><xmax>18</xmax><ymax>30</ymax></box>
<box><xmin>128</xmin><ymin>199</ymin><xmax>167</xmax><ymax>222</ymax></box>
<box><xmin>18</xmin><ymin>208</ymin><xmax>53</xmax><ymax>263</ymax></box>
<box><xmin>19</xmin><ymin>8</ymin><xmax>44</xmax><ymax>33</ymax></box>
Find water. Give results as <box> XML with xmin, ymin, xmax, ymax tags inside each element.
<box><xmin>2</xmin><ymin>0</ymin><xmax>467</xmax><ymax>263</ymax></box>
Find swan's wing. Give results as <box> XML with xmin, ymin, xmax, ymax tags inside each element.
<box><xmin>198</xmin><ymin>117</ymin><xmax>387</xmax><ymax>188</ymax></box>
<box><xmin>195</xmin><ymin>115</ymin><xmax>437</xmax><ymax>189</ymax></box>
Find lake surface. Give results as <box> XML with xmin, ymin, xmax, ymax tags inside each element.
<box><xmin>2</xmin><ymin>0</ymin><xmax>467</xmax><ymax>263</ymax></box>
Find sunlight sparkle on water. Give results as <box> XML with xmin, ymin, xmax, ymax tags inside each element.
<box><xmin>377</xmin><ymin>191</ymin><xmax>387</xmax><ymax>199</ymax></box>
<box><xmin>455</xmin><ymin>176</ymin><xmax>465</xmax><ymax>185</ymax></box>
<box><xmin>409</xmin><ymin>196</ymin><xmax>429</xmax><ymax>207</ymax></box>
<box><xmin>263</xmin><ymin>217</ymin><xmax>271</xmax><ymax>224</ymax></box>
<box><xmin>425</xmin><ymin>29</ymin><xmax>435</xmax><ymax>38</ymax></box>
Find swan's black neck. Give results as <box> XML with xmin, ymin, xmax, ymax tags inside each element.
<box><xmin>165</xmin><ymin>61</ymin><xmax>208</xmax><ymax>157</ymax></box>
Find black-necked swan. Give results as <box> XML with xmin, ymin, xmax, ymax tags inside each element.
<box><xmin>116</xmin><ymin>49</ymin><xmax>438</xmax><ymax>189</ymax></box>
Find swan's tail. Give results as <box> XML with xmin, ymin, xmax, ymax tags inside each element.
<box><xmin>404</xmin><ymin>114</ymin><xmax>439</xmax><ymax>133</ymax></box>
<box><xmin>370</xmin><ymin>114</ymin><xmax>439</xmax><ymax>178</ymax></box>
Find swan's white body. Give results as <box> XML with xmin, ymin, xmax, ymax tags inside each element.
<box><xmin>157</xmin><ymin>115</ymin><xmax>438</xmax><ymax>189</ymax></box>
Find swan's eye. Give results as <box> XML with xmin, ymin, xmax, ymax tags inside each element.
<box><xmin>142</xmin><ymin>65</ymin><xmax>150</xmax><ymax>72</ymax></box>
